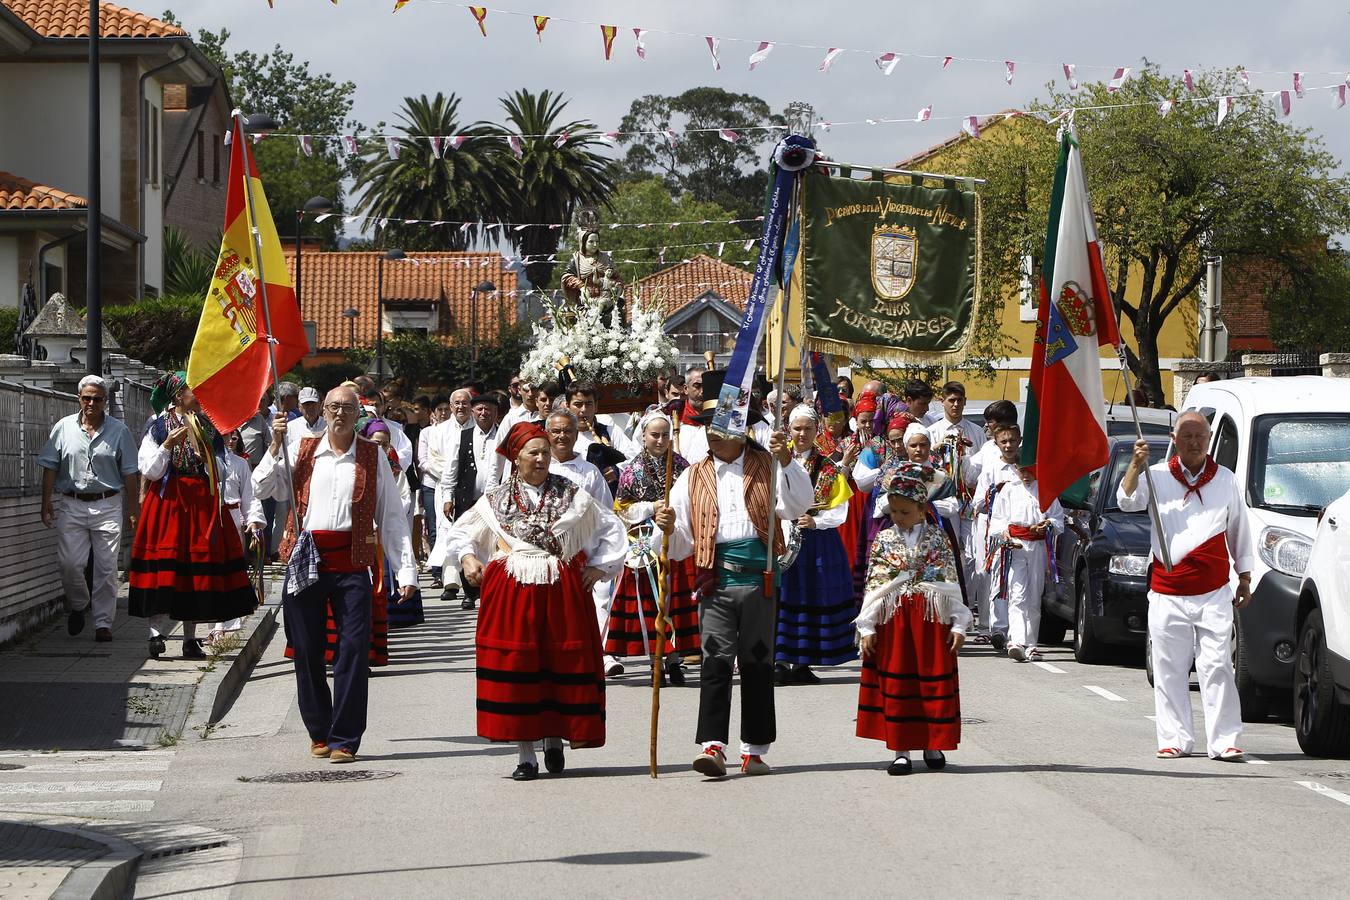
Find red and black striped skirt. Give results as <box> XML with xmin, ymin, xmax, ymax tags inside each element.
<box><xmin>476</xmin><ymin>557</ymin><xmax>605</xmax><ymax>746</ymax></box>
<box><xmin>665</xmin><ymin>557</ymin><xmax>700</xmax><ymax>654</ymax></box>
<box><xmin>856</xmin><ymin>594</ymin><xmax>961</xmax><ymax>752</ymax></box>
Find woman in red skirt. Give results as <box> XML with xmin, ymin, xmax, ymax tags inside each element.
<box><xmin>604</xmin><ymin>410</ymin><xmax>696</xmax><ymax>684</ymax></box>
<box><xmin>130</xmin><ymin>371</ymin><xmax>256</xmax><ymax>660</ymax></box>
<box><xmin>855</xmin><ymin>462</ymin><xmax>971</xmax><ymax>775</ymax></box>
<box><xmin>447</xmin><ymin>422</ymin><xmax>627</xmax><ymax>781</ymax></box>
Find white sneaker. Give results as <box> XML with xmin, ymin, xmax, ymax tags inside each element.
<box><xmin>604</xmin><ymin>656</ymin><xmax>625</xmax><ymax>677</ymax></box>
<box><xmin>1008</xmin><ymin>645</ymin><xmax>1028</xmax><ymax>663</ymax></box>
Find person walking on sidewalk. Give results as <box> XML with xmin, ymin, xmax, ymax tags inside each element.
<box><xmin>1117</xmin><ymin>412</ymin><xmax>1254</xmax><ymax>762</ymax></box>
<box><xmin>37</xmin><ymin>374</ymin><xmax>140</xmax><ymax>643</ymax></box>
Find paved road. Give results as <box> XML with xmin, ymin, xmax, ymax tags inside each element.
<box><xmin>35</xmin><ymin>573</ymin><xmax>1350</xmax><ymax>898</ymax></box>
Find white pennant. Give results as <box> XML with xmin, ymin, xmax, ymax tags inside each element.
<box><xmin>250</xmin><ymin>133</ymin><xmax>263</xmax><ymax>145</ymax></box>
<box><xmin>717</xmin><ymin>241</ymin><xmax>725</xmax><ymax>257</ymax></box>
<box><xmin>962</xmin><ymin>116</ymin><xmax>981</xmax><ymax>138</ymax></box>
<box><xmin>743</xmin><ymin>238</ymin><xmax>754</xmax><ymax>251</ymax></box>
<box><xmin>343</xmin><ymin>135</ymin><xmax>357</xmax><ymax>155</ymax></box>
<box><xmin>315</xmin><ymin>213</ymin><xmax>333</xmax><ymax>223</ymax></box>
<box><xmin>385</xmin><ymin>136</ymin><xmax>400</xmax><ymax>159</ymax></box>
<box><xmin>222</xmin><ymin>130</ymin><xmax>232</xmax><ymax>146</ymax></box>
<box><xmin>1217</xmin><ymin>95</ymin><xmax>1233</xmax><ymax>126</ymax></box>
<box><xmin>508</xmin><ymin>134</ymin><xmax>523</xmax><ymax>158</ymax></box>
<box><xmin>818</xmin><ymin>47</ymin><xmax>843</xmax><ymax>73</ymax></box>
<box><xmin>1158</xmin><ymin>98</ymin><xmax>1174</xmax><ymax>117</ymax></box>
<box><xmin>431</xmin><ymin>135</ymin><xmax>444</xmax><ymax>159</ymax></box>
<box><xmin>450</xmin><ymin>135</ymin><xmax>466</xmax><ymax>151</ymax></box>
<box><xmin>876</xmin><ymin>52</ymin><xmax>899</xmax><ymax>76</ymax></box>
<box><xmin>1293</xmin><ymin>72</ymin><xmax>1305</xmax><ymax>98</ymax></box>
<box><xmin>664</xmin><ymin>129</ymin><xmax>678</xmax><ymax>147</ymax></box>
<box><xmin>377</xmin><ymin>218</ymin><xmax>388</xmax><ymax>230</ymax></box>
<box><xmin>634</xmin><ymin>28</ymin><xmax>646</xmax><ymax>60</ymax></box>
<box><xmin>600</xmin><ymin>131</ymin><xmax>620</xmax><ymax>145</ymax></box>
<box><xmin>1239</xmin><ymin>69</ymin><xmax>1250</xmax><ymax>86</ymax></box>
<box><xmin>1183</xmin><ymin>69</ymin><xmax>1195</xmax><ymax>92</ymax></box>
<box><xmin>554</xmin><ymin>132</ymin><xmax>569</xmax><ymax>148</ymax></box>
<box><xmin>1277</xmin><ymin>90</ymin><xmax>1292</xmax><ymax>117</ymax></box>
<box><xmin>1004</xmin><ymin>60</ymin><xmax>1015</xmax><ymax>84</ymax></box>
<box><xmin>1062</xmin><ymin>63</ymin><xmax>1078</xmax><ymax>90</ymax></box>
<box><xmin>299</xmin><ymin>135</ymin><xmax>313</xmax><ymax>157</ymax></box>
<box><xmin>1107</xmin><ymin>67</ymin><xmax>1131</xmax><ymax>92</ymax></box>
<box><xmin>718</xmin><ymin>128</ymin><xmax>739</xmax><ymax>143</ymax></box>
<box><xmin>705</xmin><ymin>36</ymin><xmax>721</xmax><ymax>71</ymax></box>
<box><xmin>1337</xmin><ymin>84</ymin><xmax>1348</xmax><ymax>110</ymax></box>
<box><xmin>915</xmin><ymin>104</ymin><xmax>932</xmax><ymax>123</ymax></box>
<box><xmin>748</xmin><ymin>41</ymin><xmax>773</xmax><ymax>70</ymax></box>
<box><xmin>942</xmin><ymin>56</ymin><xmax>953</xmax><ymax>69</ymax></box>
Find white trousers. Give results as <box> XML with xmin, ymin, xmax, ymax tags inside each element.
<box><xmin>594</xmin><ymin>579</ymin><xmax>615</xmax><ymax>642</ymax></box>
<box><xmin>54</xmin><ymin>494</ymin><xmax>123</xmax><ymax>630</ymax></box>
<box><xmin>1007</xmin><ymin>546</ymin><xmax>1046</xmax><ymax>650</ymax></box>
<box><xmin>1148</xmin><ymin>591</ymin><xmax>1243</xmax><ymax>757</ymax></box>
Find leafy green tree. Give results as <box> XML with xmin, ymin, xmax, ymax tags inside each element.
<box><xmin>102</xmin><ymin>294</ymin><xmax>200</xmax><ymax>368</ymax></box>
<box><xmin>352</xmin><ymin>93</ymin><xmax>505</xmax><ymax>252</ymax></box>
<box><xmin>484</xmin><ymin>90</ymin><xmax>616</xmax><ymax>291</ymax></box>
<box><xmin>549</xmin><ymin>178</ymin><xmax>745</xmax><ymax>289</ymax></box>
<box><xmin>618</xmin><ymin>88</ymin><xmax>783</xmax><ymax>223</ymax></box>
<box><xmin>1267</xmin><ymin>250</ymin><xmax>1350</xmax><ymax>352</ymax></box>
<box><xmin>162</xmin><ymin>226</ymin><xmax>215</xmax><ymax>297</ymax></box>
<box><xmin>958</xmin><ymin>65</ymin><xmax>1350</xmax><ymax>403</ymax></box>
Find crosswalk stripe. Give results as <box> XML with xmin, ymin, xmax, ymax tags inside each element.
<box><xmin>1084</xmin><ymin>685</ymin><xmax>1129</xmax><ymax>702</ymax></box>
<box><xmin>0</xmin><ymin>780</ymin><xmax>162</xmax><ymax>795</ymax></box>
<box><xmin>0</xmin><ymin>799</ymin><xmax>156</xmax><ymax>814</ymax></box>
<box><xmin>1296</xmin><ymin>781</ymin><xmax>1350</xmax><ymax>807</ymax></box>
<box><xmin>11</xmin><ymin>760</ymin><xmax>172</xmax><ymax>774</ymax></box>
<box><xmin>0</xmin><ymin>750</ymin><xmax>175</xmax><ymax>759</ymax></box>
<box><xmin>1033</xmin><ymin>661</ymin><xmax>1066</xmax><ymax>674</ymax></box>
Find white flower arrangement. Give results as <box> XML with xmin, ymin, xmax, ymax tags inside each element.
<box><xmin>520</xmin><ymin>294</ymin><xmax>679</xmax><ymax>389</ymax></box>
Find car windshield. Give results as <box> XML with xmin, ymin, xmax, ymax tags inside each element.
<box><xmin>1107</xmin><ymin>420</ymin><xmax>1171</xmax><ymax>437</ymax></box>
<box><xmin>1249</xmin><ymin>414</ymin><xmax>1350</xmax><ymax>516</ymax></box>
<box><xmin>1100</xmin><ymin>444</ymin><xmax>1168</xmax><ymax>512</ymax></box>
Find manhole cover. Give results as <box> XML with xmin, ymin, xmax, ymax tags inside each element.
<box><xmin>0</xmin><ymin>763</ymin><xmax>25</xmax><ymax>771</ymax></box>
<box><xmin>961</xmin><ymin>717</ymin><xmax>987</xmax><ymax>725</ymax></box>
<box><xmin>241</xmin><ymin>770</ymin><xmax>398</xmax><ymax>784</ymax></box>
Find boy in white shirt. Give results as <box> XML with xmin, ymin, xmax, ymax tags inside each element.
<box><xmin>971</xmin><ymin>423</ymin><xmax>1024</xmax><ymax>649</ymax></box>
<box><xmin>988</xmin><ymin>464</ymin><xmax>1064</xmax><ymax>663</ymax></box>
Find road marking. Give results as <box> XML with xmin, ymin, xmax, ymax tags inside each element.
<box><xmin>1243</xmin><ymin>756</ymin><xmax>1271</xmax><ymax>766</ymax></box>
<box><xmin>1033</xmin><ymin>661</ymin><xmax>1066</xmax><ymax>674</ymax></box>
<box><xmin>0</xmin><ymin>750</ymin><xmax>175</xmax><ymax>759</ymax></box>
<box><xmin>0</xmin><ymin>799</ymin><xmax>156</xmax><ymax>814</ymax></box>
<box><xmin>1144</xmin><ymin>715</ymin><xmax>1157</xmax><ymax>721</ymax></box>
<box><xmin>1084</xmin><ymin>685</ymin><xmax>1128</xmax><ymax>702</ymax></box>
<box><xmin>1296</xmin><ymin>781</ymin><xmax>1350</xmax><ymax>807</ymax></box>
<box><xmin>0</xmin><ymin>780</ymin><xmax>162</xmax><ymax>795</ymax></box>
<box><xmin>14</xmin><ymin>760</ymin><xmax>172</xmax><ymax>774</ymax></box>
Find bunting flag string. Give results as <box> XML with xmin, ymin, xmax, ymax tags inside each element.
<box><xmin>601</xmin><ymin>24</ymin><xmax>617</xmax><ymax>60</ymax></box>
<box><xmin>748</xmin><ymin>41</ymin><xmax>773</xmax><ymax>70</ymax></box>
<box><xmin>633</xmin><ymin>28</ymin><xmax>646</xmax><ymax>59</ymax></box>
<box><xmin>467</xmin><ymin>4</ymin><xmax>487</xmax><ymax>35</ymax></box>
<box><xmin>705</xmin><ymin>35</ymin><xmax>721</xmax><ymax>70</ymax></box>
<box><xmin>533</xmin><ymin>14</ymin><xmax>547</xmax><ymax>39</ymax></box>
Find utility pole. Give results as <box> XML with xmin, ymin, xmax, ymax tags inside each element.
<box><xmin>85</xmin><ymin>0</ymin><xmax>102</xmax><ymax>375</ymax></box>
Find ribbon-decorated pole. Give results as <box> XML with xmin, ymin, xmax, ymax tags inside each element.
<box><xmin>650</xmin><ymin>398</ymin><xmax>682</xmax><ymax>778</ymax></box>
<box><xmin>1117</xmin><ymin>346</ymin><xmax>1173</xmax><ymax>571</ymax></box>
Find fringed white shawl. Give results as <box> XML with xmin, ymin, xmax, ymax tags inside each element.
<box><xmin>466</xmin><ymin>487</ymin><xmax>601</xmax><ymax>585</ymax></box>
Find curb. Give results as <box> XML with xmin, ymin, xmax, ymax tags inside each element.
<box><xmin>186</xmin><ymin>600</ymin><xmax>280</xmax><ymax>737</ymax></box>
<box><xmin>38</xmin><ymin>823</ymin><xmax>142</xmax><ymax>900</ymax></box>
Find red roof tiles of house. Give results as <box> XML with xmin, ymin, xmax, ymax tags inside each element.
<box><xmin>0</xmin><ymin>170</ymin><xmax>86</xmax><ymax>210</ymax></box>
<box><xmin>630</xmin><ymin>254</ymin><xmax>752</xmax><ymax>317</ymax></box>
<box><xmin>282</xmin><ymin>250</ymin><xmax>519</xmax><ymax>352</ymax></box>
<box><xmin>5</xmin><ymin>0</ymin><xmax>186</xmax><ymax>38</ymax></box>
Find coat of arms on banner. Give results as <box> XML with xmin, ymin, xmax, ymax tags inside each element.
<box><xmin>871</xmin><ymin>225</ymin><xmax>918</xmax><ymax>300</ymax></box>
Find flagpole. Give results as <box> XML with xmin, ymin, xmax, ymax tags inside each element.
<box><xmin>234</xmin><ymin>111</ymin><xmax>302</xmax><ymax>543</ymax></box>
<box><xmin>649</xmin><ymin>405</ymin><xmax>679</xmax><ymax>779</ymax></box>
<box><xmin>1116</xmin><ymin>347</ymin><xmax>1172</xmax><ymax>571</ymax></box>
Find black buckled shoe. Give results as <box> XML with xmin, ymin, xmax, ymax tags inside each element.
<box><xmin>148</xmin><ymin>635</ymin><xmax>167</xmax><ymax>659</ymax></box>
<box><xmin>67</xmin><ymin>608</ymin><xmax>86</xmax><ymax>636</ymax></box>
<box><xmin>182</xmin><ymin>638</ymin><xmax>207</xmax><ymax>660</ymax></box>
<box><xmin>887</xmin><ymin>756</ymin><xmax>913</xmax><ymax>776</ymax></box>
<box><xmin>664</xmin><ymin>655</ymin><xmax>686</xmax><ymax>686</ymax></box>
<box><xmin>544</xmin><ymin>746</ymin><xmax>565</xmax><ymax>774</ymax></box>
<box><xmin>512</xmin><ymin>762</ymin><xmax>539</xmax><ymax>781</ymax></box>
<box><xmin>461</xmin><ymin>597</ymin><xmax>477</xmax><ymax>611</ymax></box>
<box><xmin>922</xmin><ymin>750</ymin><xmax>947</xmax><ymax>770</ymax></box>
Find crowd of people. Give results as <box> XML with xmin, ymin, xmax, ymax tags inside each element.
<box><xmin>36</xmin><ymin>361</ymin><xmax>1253</xmax><ymax>777</ymax></box>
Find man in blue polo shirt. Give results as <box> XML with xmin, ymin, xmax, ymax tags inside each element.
<box><xmin>38</xmin><ymin>375</ymin><xmax>140</xmax><ymax>641</ymax></box>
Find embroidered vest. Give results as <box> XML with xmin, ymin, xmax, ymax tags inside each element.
<box><xmin>278</xmin><ymin>435</ymin><xmax>380</xmax><ymax>568</ymax></box>
<box><xmin>453</xmin><ymin>428</ymin><xmax>483</xmax><ymax>518</ymax></box>
<box><xmin>689</xmin><ymin>446</ymin><xmax>785</xmax><ymax>569</ymax></box>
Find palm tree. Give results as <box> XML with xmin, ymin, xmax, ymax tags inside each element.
<box><xmin>352</xmin><ymin>93</ymin><xmax>505</xmax><ymax>251</ymax></box>
<box><xmin>482</xmin><ymin>89</ymin><xmax>616</xmax><ymax>290</ymax></box>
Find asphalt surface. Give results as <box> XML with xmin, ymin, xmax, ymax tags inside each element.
<box><xmin>28</xmin><ymin>573</ymin><xmax>1350</xmax><ymax>899</ymax></box>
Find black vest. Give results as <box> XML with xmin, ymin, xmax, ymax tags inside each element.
<box><xmin>452</xmin><ymin>427</ymin><xmax>485</xmax><ymax>519</ymax></box>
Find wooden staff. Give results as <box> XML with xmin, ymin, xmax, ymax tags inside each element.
<box><xmin>650</xmin><ymin>401</ymin><xmax>680</xmax><ymax>778</ymax></box>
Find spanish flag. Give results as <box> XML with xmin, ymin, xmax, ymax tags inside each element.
<box><xmin>187</xmin><ymin>115</ymin><xmax>308</xmax><ymax>434</ymax></box>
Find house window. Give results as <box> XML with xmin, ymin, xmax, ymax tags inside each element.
<box><xmin>1018</xmin><ymin>254</ymin><xmax>1037</xmax><ymax>322</ymax></box>
<box><xmin>196</xmin><ymin>130</ymin><xmax>204</xmax><ymax>181</ymax></box>
<box><xmin>212</xmin><ymin>137</ymin><xmax>221</xmax><ymax>184</ymax></box>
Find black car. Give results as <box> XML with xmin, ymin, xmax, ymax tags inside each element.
<box><xmin>1040</xmin><ymin>436</ymin><xmax>1169</xmax><ymax>662</ymax></box>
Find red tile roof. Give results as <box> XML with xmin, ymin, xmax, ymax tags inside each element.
<box><xmin>5</xmin><ymin>0</ymin><xmax>186</xmax><ymax>38</ymax></box>
<box><xmin>630</xmin><ymin>254</ymin><xmax>752</xmax><ymax>317</ymax></box>
<box><xmin>283</xmin><ymin>250</ymin><xmax>519</xmax><ymax>352</ymax></box>
<box><xmin>0</xmin><ymin>170</ymin><xmax>86</xmax><ymax>210</ymax></box>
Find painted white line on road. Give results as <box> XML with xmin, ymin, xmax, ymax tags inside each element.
<box><xmin>0</xmin><ymin>799</ymin><xmax>155</xmax><ymax>814</ymax></box>
<box><xmin>0</xmin><ymin>750</ymin><xmax>175</xmax><ymax>759</ymax></box>
<box><xmin>1084</xmin><ymin>685</ymin><xmax>1128</xmax><ymax>702</ymax></box>
<box><xmin>1144</xmin><ymin>715</ymin><xmax>1157</xmax><ymax>721</ymax></box>
<box><xmin>1033</xmin><ymin>661</ymin><xmax>1066</xmax><ymax>674</ymax></box>
<box><xmin>1296</xmin><ymin>781</ymin><xmax>1350</xmax><ymax>807</ymax></box>
<box><xmin>1244</xmin><ymin>756</ymin><xmax>1271</xmax><ymax>766</ymax></box>
<box><xmin>14</xmin><ymin>760</ymin><xmax>172</xmax><ymax>774</ymax></box>
<box><xmin>0</xmin><ymin>780</ymin><xmax>162</xmax><ymax>795</ymax></box>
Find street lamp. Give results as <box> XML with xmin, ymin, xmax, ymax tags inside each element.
<box><xmin>469</xmin><ymin>280</ymin><xmax>495</xmax><ymax>382</ymax></box>
<box><xmin>342</xmin><ymin>307</ymin><xmax>360</xmax><ymax>349</ymax></box>
<box><xmin>294</xmin><ymin>195</ymin><xmax>333</xmax><ymax>318</ymax></box>
<box><xmin>375</xmin><ymin>248</ymin><xmax>406</xmax><ymax>380</ymax></box>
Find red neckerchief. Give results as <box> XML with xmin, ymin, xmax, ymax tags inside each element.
<box><xmin>1169</xmin><ymin>454</ymin><xmax>1218</xmax><ymax>503</ymax></box>
<box><xmin>680</xmin><ymin>400</ymin><xmax>701</xmax><ymax>427</ymax></box>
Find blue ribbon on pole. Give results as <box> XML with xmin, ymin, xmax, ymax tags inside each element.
<box><xmin>710</xmin><ymin>134</ymin><xmax>815</xmax><ymax>440</ymax></box>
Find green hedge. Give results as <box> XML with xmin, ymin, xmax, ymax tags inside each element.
<box><xmin>101</xmin><ymin>294</ymin><xmax>200</xmax><ymax>370</ymax></box>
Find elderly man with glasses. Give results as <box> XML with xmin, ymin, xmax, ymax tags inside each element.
<box><xmin>38</xmin><ymin>375</ymin><xmax>140</xmax><ymax>641</ymax></box>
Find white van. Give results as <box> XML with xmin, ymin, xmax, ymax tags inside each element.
<box><xmin>1180</xmin><ymin>377</ymin><xmax>1350</xmax><ymax>719</ymax></box>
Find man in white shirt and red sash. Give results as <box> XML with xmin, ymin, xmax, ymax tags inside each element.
<box><xmin>1118</xmin><ymin>411</ymin><xmax>1254</xmax><ymax>761</ymax></box>
<box><xmin>254</xmin><ymin>386</ymin><xmax>416</xmax><ymax>764</ymax></box>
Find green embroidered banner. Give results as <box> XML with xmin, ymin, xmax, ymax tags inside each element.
<box><xmin>800</xmin><ymin>175</ymin><xmax>981</xmax><ymax>362</ymax></box>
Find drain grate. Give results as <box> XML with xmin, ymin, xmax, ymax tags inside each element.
<box><xmin>145</xmin><ymin>840</ymin><xmax>230</xmax><ymax>861</ymax></box>
<box><xmin>0</xmin><ymin>763</ymin><xmax>25</xmax><ymax>770</ymax></box>
<box><xmin>961</xmin><ymin>717</ymin><xmax>987</xmax><ymax>725</ymax></box>
<box><xmin>241</xmin><ymin>770</ymin><xmax>398</xmax><ymax>784</ymax></box>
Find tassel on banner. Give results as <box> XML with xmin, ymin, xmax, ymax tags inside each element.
<box><xmin>876</xmin><ymin>52</ymin><xmax>899</xmax><ymax>75</ymax></box>
<box><xmin>1277</xmin><ymin>90</ymin><xmax>1292</xmax><ymax>117</ymax></box>
<box><xmin>634</xmin><ymin>28</ymin><xmax>646</xmax><ymax>60</ymax></box>
<box><xmin>601</xmin><ymin>25</ymin><xmax>617</xmax><ymax>60</ymax></box>
<box><xmin>1107</xmin><ymin>67</ymin><xmax>1131</xmax><ymax>92</ymax></box>
<box><xmin>748</xmin><ymin>41</ymin><xmax>774</xmax><ymax>70</ymax></box>
<box><xmin>343</xmin><ymin>135</ymin><xmax>357</xmax><ymax>155</ymax></box>
<box><xmin>385</xmin><ymin>136</ymin><xmax>400</xmax><ymax>159</ymax></box>
<box><xmin>1004</xmin><ymin>60</ymin><xmax>1015</xmax><ymax>84</ymax></box>
<box><xmin>1158</xmin><ymin>98</ymin><xmax>1174</xmax><ymax>117</ymax></box>
<box><xmin>1062</xmin><ymin>63</ymin><xmax>1078</xmax><ymax>90</ymax></box>
<box><xmin>705</xmin><ymin>36</ymin><xmax>721</xmax><ymax>71</ymax></box>
<box><xmin>718</xmin><ymin>128</ymin><xmax>739</xmax><ymax>143</ymax></box>
<box><xmin>299</xmin><ymin>135</ymin><xmax>313</xmax><ymax>157</ymax></box>
<box><xmin>468</xmin><ymin>6</ymin><xmax>487</xmax><ymax>36</ymax></box>
<box><xmin>1217</xmin><ymin>95</ymin><xmax>1233</xmax><ymax>125</ymax></box>
<box><xmin>1293</xmin><ymin>72</ymin><xmax>1305</xmax><ymax>98</ymax></box>
<box><xmin>534</xmin><ymin>15</ymin><xmax>548</xmax><ymax>41</ymax></box>
<box><xmin>431</xmin><ymin>135</ymin><xmax>444</xmax><ymax>158</ymax></box>
<box><xmin>1183</xmin><ymin>69</ymin><xmax>1195</xmax><ymax>92</ymax></box>
<box><xmin>508</xmin><ymin>134</ymin><xmax>523</xmax><ymax>158</ymax></box>
<box><xmin>819</xmin><ymin>47</ymin><xmax>843</xmax><ymax>73</ymax></box>
<box><xmin>962</xmin><ymin>116</ymin><xmax>981</xmax><ymax>138</ymax></box>
<box><xmin>915</xmin><ymin>104</ymin><xmax>932</xmax><ymax>123</ymax></box>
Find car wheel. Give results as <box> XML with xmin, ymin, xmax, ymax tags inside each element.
<box><xmin>1145</xmin><ymin>631</ymin><xmax>1154</xmax><ymax>687</ymax></box>
<box><xmin>1294</xmin><ymin>609</ymin><xmax>1350</xmax><ymax>758</ymax></box>
<box><xmin>1073</xmin><ymin>571</ymin><xmax>1108</xmax><ymax>665</ymax></box>
<box><xmin>1234</xmin><ymin>614</ymin><xmax>1271</xmax><ymax>723</ymax></box>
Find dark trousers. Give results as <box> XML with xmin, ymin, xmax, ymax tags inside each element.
<box><xmin>262</xmin><ymin>497</ymin><xmax>278</xmax><ymax>555</ymax></box>
<box><xmin>696</xmin><ymin>581</ymin><xmax>777</xmax><ymax>747</ymax></box>
<box><xmin>419</xmin><ymin>486</ymin><xmax>441</xmax><ymax>578</ymax></box>
<box><xmin>284</xmin><ymin>571</ymin><xmax>372</xmax><ymax>752</ymax></box>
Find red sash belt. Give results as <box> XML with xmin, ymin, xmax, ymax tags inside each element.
<box><xmin>1150</xmin><ymin>531</ymin><xmax>1230</xmax><ymax>596</ymax></box>
<box><xmin>224</xmin><ymin>502</ymin><xmax>241</xmax><ymax>510</ymax></box>
<box><xmin>1008</xmin><ymin>524</ymin><xmax>1046</xmax><ymax>542</ymax></box>
<box><xmin>311</xmin><ymin>530</ymin><xmax>364</xmax><ymax>573</ymax></box>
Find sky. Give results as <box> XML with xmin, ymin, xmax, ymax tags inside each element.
<box><xmin>164</xmin><ymin>0</ymin><xmax>1350</xmax><ymax>233</ymax></box>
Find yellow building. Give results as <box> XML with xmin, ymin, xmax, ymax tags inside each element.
<box><xmin>771</xmin><ymin>114</ymin><xmax>1198</xmax><ymax>405</ymax></box>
